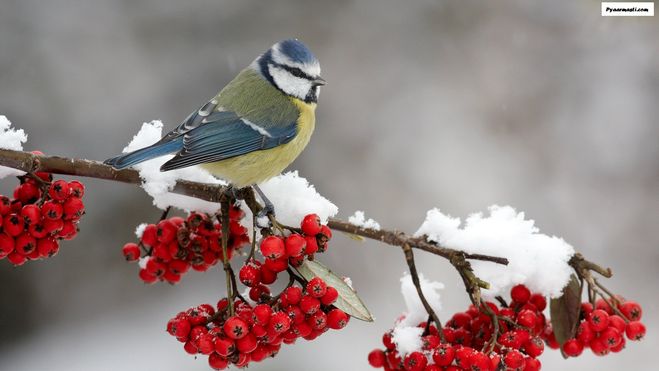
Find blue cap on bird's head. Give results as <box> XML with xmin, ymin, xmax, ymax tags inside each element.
<box><xmin>253</xmin><ymin>39</ymin><xmax>326</xmax><ymax>103</ymax></box>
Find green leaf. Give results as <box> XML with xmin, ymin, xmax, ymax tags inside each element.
<box><xmin>550</xmin><ymin>274</ymin><xmax>582</xmax><ymax>349</ymax></box>
<box><xmin>296</xmin><ymin>259</ymin><xmax>374</xmax><ymax>322</ymax></box>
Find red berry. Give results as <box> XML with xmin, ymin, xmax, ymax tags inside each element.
<box><xmin>619</xmin><ymin>301</ymin><xmax>642</xmax><ymax>321</ymax></box>
<box><xmin>157</xmin><ymin>219</ymin><xmax>178</xmax><ymax>243</ymax></box>
<box><xmin>41</xmin><ymin>201</ymin><xmax>62</xmax><ymax>221</ymax></box>
<box><xmin>383</xmin><ymin>332</ymin><xmax>395</xmax><ymax>350</ymax></box>
<box><xmin>224</xmin><ymin>316</ymin><xmax>249</xmax><ymax>339</ymax></box>
<box><xmin>503</xmin><ymin>349</ymin><xmax>524</xmax><ymax>368</ymax></box>
<box><xmin>283</xmin><ymin>286</ymin><xmax>303</xmax><ymax>305</ymax></box>
<box><xmin>138</xmin><ymin>268</ymin><xmax>157</xmax><ymax>284</ymax></box>
<box><xmin>432</xmin><ymin>343</ymin><xmax>455</xmax><ymax>366</ymax></box>
<box><xmin>236</xmin><ymin>332</ymin><xmax>258</xmax><ymax>353</ymax></box>
<box><xmin>299</xmin><ymin>295</ymin><xmax>321</xmax><ymax>315</ymax></box>
<box><xmin>15</xmin><ymin>233</ymin><xmax>36</xmax><ymax>255</ymax></box>
<box><xmin>15</xmin><ymin>183</ymin><xmax>40</xmax><ymax>204</ymax></box>
<box><xmin>20</xmin><ymin>204</ymin><xmax>41</xmax><ymax>225</ymax></box>
<box><xmin>37</xmin><ymin>237</ymin><xmax>58</xmax><ymax>257</ymax></box>
<box><xmin>140</xmin><ymin>224</ymin><xmax>158</xmax><ymax>247</ymax></box>
<box><xmin>62</xmin><ymin>197</ymin><xmax>84</xmax><ymax>220</ymax></box>
<box><xmin>610</xmin><ymin>337</ymin><xmax>626</xmax><ymax>353</ymax></box>
<box><xmin>368</xmin><ymin>349</ymin><xmax>386</xmax><ymax>368</ymax></box>
<box><xmin>292</xmin><ymin>321</ymin><xmax>312</xmax><ymax>337</ymax></box>
<box><xmin>562</xmin><ymin>338</ymin><xmax>584</xmax><ymax>357</ymax></box>
<box><xmin>214</xmin><ymin>336</ymin><xmax>235</xmax><ymax>357</ymax></box>
<box><xmin>625</xmin><ymin>321</ymin><xmax>646</xmax><ymax>341</ymax></box>
<box><xmin>0</xmin><ymin>233</ymin><xmax>15</xmax><ymax>258</ymax></box>
<box><xmin>208</xmin><ymin>353</ymin><xmax>229</xmax><ymax>370</ymax></box>
<box><xmin>259</xmin><ymin>265</ymin><xmax>277</xmax><ymax>285</ymax></box>
<box><xmin>145</xmin><ymin>258</ymin><xmax>166</xmax><ymax>277</ymax></box>
<box><xmin>285</xmin><ymin>234</ymin><xmax>306</xmax><ymax>257</ymax></box>
<box><xmin>601</xmin><ymin>326</ymin><xmax>623</xmax><ymax>348</ymax></box>
<box><xmin>264</xmin><ymin>256</ymin><xmax>288</xmax><ymax>273</ymax></box>
<box><xmin>0</xmin><ymin>196</ymin><xmax>11</xmax><ymax>215</ymax></box>
<box><xmin>268</xmin><ymin>311</ymin><xmax>291</xmax><ymax>334</ymax></box>
<box><xmin>306</xmin><ymin>277</ymin><xmax>328</xmax><ymax>298</ymax></box>
<box><xmin>320</xmin><ymin>286</ymin><xmax>339</xmax><ymax>305</ymax></box>
<box><xmin>581</xmin><ymin>302</ymin><xmax>594</xmax><ymax>317</ymax></box>
<box><xmin>524</xmin><ymin>357</ymin><xmax>541</xmax><ymax>371</ymax></box>
<box><xmin>516</xmin><ymin>309</ymin><xmax>537</xmax><ymax>328</ymax></box>
<box><xmin>576</xmin><ymin>321</ymin><xmax>594</xmax><ymax>344</ymax></box>
<box><xmin>319</xmin><ymin>225</ymin><xmax>332</xmax><ymax>239</ymax></box>
<box><xmin>58</xmin><ymin>220</ymin><xmax>77</xmax><ymax>240</ymax></box>
<box><xmin>454</xmin><ymin>346</ymin><xmax>474</xmax><ymax>369</ymax></box>
<box><xmin>48</xmin><ymin>180</ymin><xmax>70</xmax><ymax>201</ymax></box>
<box><xmin>469</xmin><ymin>351</ymin><xmax>490</xmax><ymax>371</ymax></box>
<box><xmin>588</xmin><ymin>309</ymin><xmax>610</xmax><ymax>332</ymax></box>
<box><xmin>168</xmin><ymin>259</ymin><xmax>190</xmax><ymax>275</ymax></box>
<box><xmin>3</xmin><ymin>213</ymin><xmax>25</xmax><ymax>236</ymax></box>
<box><xmin>529</xmin><ymin>293</ymin><xmax>547</xmax><ymax>311</ymax></box>
<box><xmin>608</xmin><ymin>315</ymin><xmax>626</xmax><ymax>333</ymax></box>
<box><xmin>595</xmin><ymin>298</ymin><xmax>613</xmax><ymax>314</ymax></box>
<box><xmin>166</xmin><ymin>317</ymin><xmax>191</xmax><ymax>338</ymax></box>
<box><xmin>252</xmin><ymin>304</ymin><xmax>273</xmax><ymax>326</ymax></box>
<box><xmin>309</xmin><ymin>311</ymin><xmax>327</xmax><ymax>330</ymax></box>
<box><xmin>260</xmin><ymin>236</ymin><xmax>285</xmax><ymax>259</ymax></box>
<box><xmin>327</xmin><ymin>308</ymin><xmax>349</xmax><ymax>330</ymax></box>
<box><xmin>403</xmin><ymin>351</ymin><xmax>427</xmax><ymax>371</ymax></box>
<box><xmin>589</xmin><ymin>337</ymin><xmax>610</xmax><ymax>356</ymax></box>
<box><xmin>510</xmin><ymin>284</ymin><xmax>531</xmax><ymax>304</ymax></box>
<box><xmin>122</xmin><ymin>243</ymin><xmax>141</xmax><ymax>261</ymax></box>
<box><xmin>301</xmin><ymin>214</ymin><xmax>322</xmax><ymax>236</ymax></box>
<box><xmin>68</xmin><ymin>180</ymin><xmax>85</xmax><ymax>198</ymax></box>
<box><xmin>7</xmin><ymin>251</ymin><xmax>27</xmax><ymax>266</ymax></box>
<box><xmin>304</xmin><ymin>235</ymin><xmax>319</xmax><ymax>255</ymax></box>
<box><xmin>239</xmin><ymin>264</ymin><xmax>261</xmax><ymax>287</ymax></box>
<box><xmin>183</xmin><ymin>340</ymin><xmax>198</xmax><ymax>355</ymax></box>
<box><xmin>523</xmin><ymin>337</ymin><xmax>544</xmax><ymax>358</ymax></box>
<box><xmin>249</xmin><ymin>284</ymin><xmax>271</xmax><ymax>302</ymax></box>
<box><xmin>422</xmin><ymin>334</ymin><xmax>440</xmax><ymax>350</ymax></box>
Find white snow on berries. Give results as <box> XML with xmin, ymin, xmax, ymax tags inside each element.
<box><xmin>414</xmin><ymin>205</ymin><xmax>575</xmax><ymax>298</ymax></box>
<box><xmin>348</xmin><ymin>210</ymin><xmax>381</xmax><ymax>231</ymax></box>
<box><xmin>0</xmin><ymin>116</ymin><xmax>28</xmax><ymax>179</ymax></box>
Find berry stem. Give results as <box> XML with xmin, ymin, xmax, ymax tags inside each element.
<box><xmin>401</xmin><ymin>243</ymin><xmax>446</xmax><ymax>343</ymax></box>
<box><xmin>219</xmin><ymin>198</ymin><xmax>235</xmax><ymax>316</ymax></box>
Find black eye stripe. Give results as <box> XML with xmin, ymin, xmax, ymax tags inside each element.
<box><xmin>276</xmin><ymin>63</ymin><xmax>314</xmax><ymax>81</ymax></box>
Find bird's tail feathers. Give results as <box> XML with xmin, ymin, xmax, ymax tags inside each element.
<box><xmin>103</xmin><ymin>140</ymin><xmax>182</xmax><ymax>169</ymax></box>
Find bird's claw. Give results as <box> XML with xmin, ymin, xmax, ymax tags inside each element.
<box><xmin>255</xmin><ymin>204</ymin><xmax>275</xmax><ymax>228</ymax></box>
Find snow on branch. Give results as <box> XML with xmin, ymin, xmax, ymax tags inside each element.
<box><xmin>415</xmin><ymin>206</ymin><xmax>575</xmax><ymax>298</ymax></box>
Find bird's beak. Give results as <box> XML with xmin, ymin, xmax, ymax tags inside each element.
<box><xmin>312</xmin><ymin>77</ymin><xmax>327</xmax><ymax>86</ymax></box>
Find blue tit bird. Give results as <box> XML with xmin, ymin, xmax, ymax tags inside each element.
<box><xmin>104</xmin><ymin>39</ymin><xmax>325</xmax><ymax>214</ymax></box>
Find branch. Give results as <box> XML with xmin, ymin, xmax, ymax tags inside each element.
<box><xmin>0</xmin><ymin>148</ymin><xmax>508</xmax><ymax>267</ymax></box>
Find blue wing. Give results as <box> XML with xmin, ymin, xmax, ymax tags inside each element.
<box><xmin>159</xmin><ymin>110</ymin><xmax>297</xmax><ymax>171</ymax></box>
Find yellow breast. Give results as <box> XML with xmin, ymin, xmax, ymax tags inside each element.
<box><xmin>200</xmin><ymin>98</ymin><xmax>316</xmax><ymax>187</ymax></box>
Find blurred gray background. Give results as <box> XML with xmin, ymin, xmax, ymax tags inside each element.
<box><xmin>0</xmin><ymin>0</ymin><xmax>657</xmax><ymax>370</ymax></box>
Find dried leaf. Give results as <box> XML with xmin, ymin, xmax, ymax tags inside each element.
<box><xmin>550</xmin><ymin>274</ymin><xmax>582</xmax><ymax>348</ymax></box>
<box><xmin>296</xmin><ymin>260</ymin><xmax>374</xmax><ymax>322</ymax></box>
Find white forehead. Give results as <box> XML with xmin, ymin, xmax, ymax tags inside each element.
<box><xmin>271</xmin><ymin>43</ymin><xmax>321</xmax><ymax>77</ymax></box>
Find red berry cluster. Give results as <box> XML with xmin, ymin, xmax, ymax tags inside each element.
<box><xmin>167</xmin><ymin>277</ymin><xmax>349</xmax><ymax>370</ymax></box>
<box><xmin>0</xmin><ymin>171</ymin><xmax>85</xmax><ymax>266</ymax></box>
<box><xmin>122</xmin><ymin>206</ymin><xmax>250</xmax><ymax>284</ymax></box>
<box><xmin>369</xmin><ymin>284</ymin><xmax>549</xmax><ymax>371</ymax></box>
<box><xmin>544</xmin><ymin>297</ymin><xmax>645</xmax><ymax>358</ymax></box>
<box><xmin>239</xmin><ymin>213</ymin><xmax>332</xmax><ymax>295</ymax></box>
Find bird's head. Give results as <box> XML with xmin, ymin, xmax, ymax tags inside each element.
<box><xmin>252</xmin><ymin>39</ymin><xmax>325</xmax><ymax>103</ymax></box>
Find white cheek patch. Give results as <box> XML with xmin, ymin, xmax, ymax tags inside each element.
<box><xmin>272</xmin><ymin>45</ymin><xmax>321</xmax><ymax>77</ymax></box>
<box><xmin>268</xmin><ymin>64</ymin><xmax>312</xmax><ymax>100</ymax></box>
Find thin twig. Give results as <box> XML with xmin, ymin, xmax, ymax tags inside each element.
<box><xmin>219</xmin><ymin>199</ymin><xmax>234</xmax><ymax>316</ymax></box>
<box><xmin>402</xmin><ymin>243</ymin><xmax>445</xmax><ymax>343</ymax></box>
